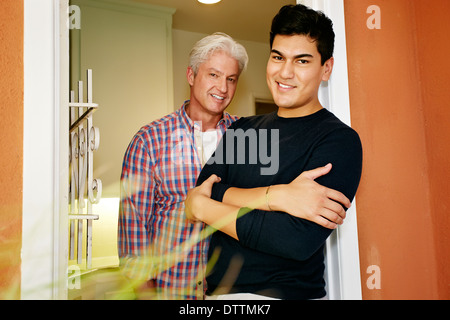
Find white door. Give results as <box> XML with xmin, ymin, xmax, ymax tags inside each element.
<box><xmin>22</xmin><ymin>0</ymin><xmax>69</xmax><ymax>300</ymax></box>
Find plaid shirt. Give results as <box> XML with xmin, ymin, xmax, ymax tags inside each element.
<box><xmin>118</xmin><ymin>102</ymin><xmax>237</xmax><ymax>299</ymax></box>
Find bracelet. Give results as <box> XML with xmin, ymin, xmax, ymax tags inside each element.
<box><xmin>265</xmin><ymin>185</ymin><xmax>273</xmax><ymax>211</ymax></box>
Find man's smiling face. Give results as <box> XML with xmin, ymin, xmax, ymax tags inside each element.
<box><xmin>187</xmin><ymin>50</ymin><xmax>240</xmax><ymax>118</ymax></box>
<box><xmin>266</xmin><ymin>34</ymin><xmax>333</xmax><ymax>117</ymax></box>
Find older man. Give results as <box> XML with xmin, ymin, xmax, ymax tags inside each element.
<box><xmin>118</xmin><ymin>33</ymin><xmax>248</xmax><ymax>300</ymax></box>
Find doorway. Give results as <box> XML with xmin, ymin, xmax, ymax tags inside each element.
<box><xmin>22</xmin><ymin>0</ymin><xmax>361</xmax><ymax>300</ymax></box>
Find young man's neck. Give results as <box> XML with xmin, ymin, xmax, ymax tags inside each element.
<box><xmin>277</xmin><ymin>101</ymin><xmax>323</xmax><ymax>118</ymax></box>
<box><xmin>185</xmin><ymin>102</ymin><xmax>223</xmax><ymax>131</ymax></box>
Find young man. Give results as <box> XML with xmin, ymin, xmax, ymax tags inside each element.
<box><xmin>186</xmin><ymin>4</ymin><xmax>363</xmax><ymax>299</ymax></box>
<box><xmin>118</xmin><ymin>33</ymin><xmax>248</xmax><ymax>299</ymax></box>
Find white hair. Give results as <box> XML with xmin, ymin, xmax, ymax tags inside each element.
<box><xmin>189</xmin><ymin>32</ymin><xmax>249</xmax><ymax>75</ymax></box>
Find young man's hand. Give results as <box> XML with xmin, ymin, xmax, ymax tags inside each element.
<box><xmin>269</xmin><ymin>164</ymin><xmax>351</xmax><ymax>229</ymax></box>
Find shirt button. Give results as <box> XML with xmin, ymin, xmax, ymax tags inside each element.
<box><xmin>197</xmin><ymin>280</ymin><xmax>202</xmax><ymax>286</ymax></box>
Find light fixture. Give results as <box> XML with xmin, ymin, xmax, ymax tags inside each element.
<box><xmin>198</xmin><ymin>0</ymin><xmax>221</xmax><ymax>4</ymax></box>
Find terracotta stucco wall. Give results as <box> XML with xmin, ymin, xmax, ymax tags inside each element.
<box><xmin>413</xmin><ymin>0</ymin><xmax>450</xmax><ymax>299</ymax></box>
<box><xmin>0</xmin><ymin>0</ymin><xmax>24</xmax><ymax>299</ymax></box>
<box><xmin>345</xmin><ymin>0</ymin><xmax>449</xmax><ymax>299</ymax></box>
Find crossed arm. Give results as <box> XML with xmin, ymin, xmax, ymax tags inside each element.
<box><xmin>185</xmin><ymin>163</ymin><xmax>351</xmax><ymax>240</ymax></box>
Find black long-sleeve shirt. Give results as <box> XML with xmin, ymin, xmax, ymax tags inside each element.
<box><xmin>196</xmin><ymin>109</ymin><xmax>363</xmax><ymax>299</ymax></box>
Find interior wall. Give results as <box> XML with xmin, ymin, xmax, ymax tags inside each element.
<box><xmin>344</xmin><ymin>0</ymin><xmax>448</xmax><ymax>299</ymax></box>
<box><xmin>71</xmin><ymin>0</ymin><xmax>175</xmax><ymax>199</ymax></box>
<box><xmin>0</xmin><ymin>0</ymin><xmax>24</xmax><ymax>300</ymax></box>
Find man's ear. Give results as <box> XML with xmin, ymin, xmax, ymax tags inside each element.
<box><xmin>321</xmin><ymin>57</ymin><xmax>334</xmax><ymax>81</ymax></box>
<box><xmin>187</xmin><ymin>67</ymin><xmax>195</xmax><ymax>86</ymax></box>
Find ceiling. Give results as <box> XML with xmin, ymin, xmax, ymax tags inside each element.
<box><xmin>133</xmin><ymin>0</ymin><xmax>296</xmax><ymax>43</ymax></box>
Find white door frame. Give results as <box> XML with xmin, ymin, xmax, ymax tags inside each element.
<box><xmin>298</xmin><ymin>0</ymin><xmax>362</xmax><ymax>300</ymax></box>
<box><xmin>22</xmin><ymin>0</ymin><xmax>69</xmax><ymax>300</ymax></box>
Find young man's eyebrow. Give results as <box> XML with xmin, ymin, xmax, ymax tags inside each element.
<box><xmin>271</xmin><ymin>49</ymin><xmax>314</xmax><ymax>59</ymax></box>
<box><xmin>294</xmin><ymin>53</ymin><xmax>314</xmax><ymax>59</ymax></box>
<box><xmin>271</xmin><ymin>49</ymin><xmax>284</xmax><ymax>56</ymax></box>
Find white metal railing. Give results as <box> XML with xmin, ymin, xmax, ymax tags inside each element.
<box><xmin>69</xmin><ymin>69</ymin><xmax>102</xmax><ymax>269</ymax></box>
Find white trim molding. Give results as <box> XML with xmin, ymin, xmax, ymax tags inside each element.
<box><xmin>298</xmin><ymin>0</ymin><xmax>362</xmax><ymax>300</ymax></box>
<box><xmin>22</xmin><ymin>0</ymin><xmax>69</xmax><ymax>300</ymax></box>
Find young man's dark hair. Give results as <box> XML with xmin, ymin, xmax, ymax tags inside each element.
<box><xmin>269</xmin><ymin>4</ymin><xmax>335</xmax><ymax>65</ymax></box>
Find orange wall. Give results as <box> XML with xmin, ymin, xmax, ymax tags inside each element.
<box><xmin>345</xmin><ymin>0</ymin><xmax>449</xmax><ymax>299</ymax></box>
<box><xmin>0</xmin><ymin>0</ymin><xmax>24</xmax><ymax>299</ymax></box>
<box><xmin>413</xmin><ymin>0</ymin><xmax>450</xmax><ymax>299</ymax></box>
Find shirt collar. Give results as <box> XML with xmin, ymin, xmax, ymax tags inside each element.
<box><xmin>178</xmin><ymin>100</ymin><xmax>235</xmax><ymax>132</ymax></box>
<box><xmin>179</xmin><ymin>100</ymin><xmax>194</xmax><ymax>131</ymax></box>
